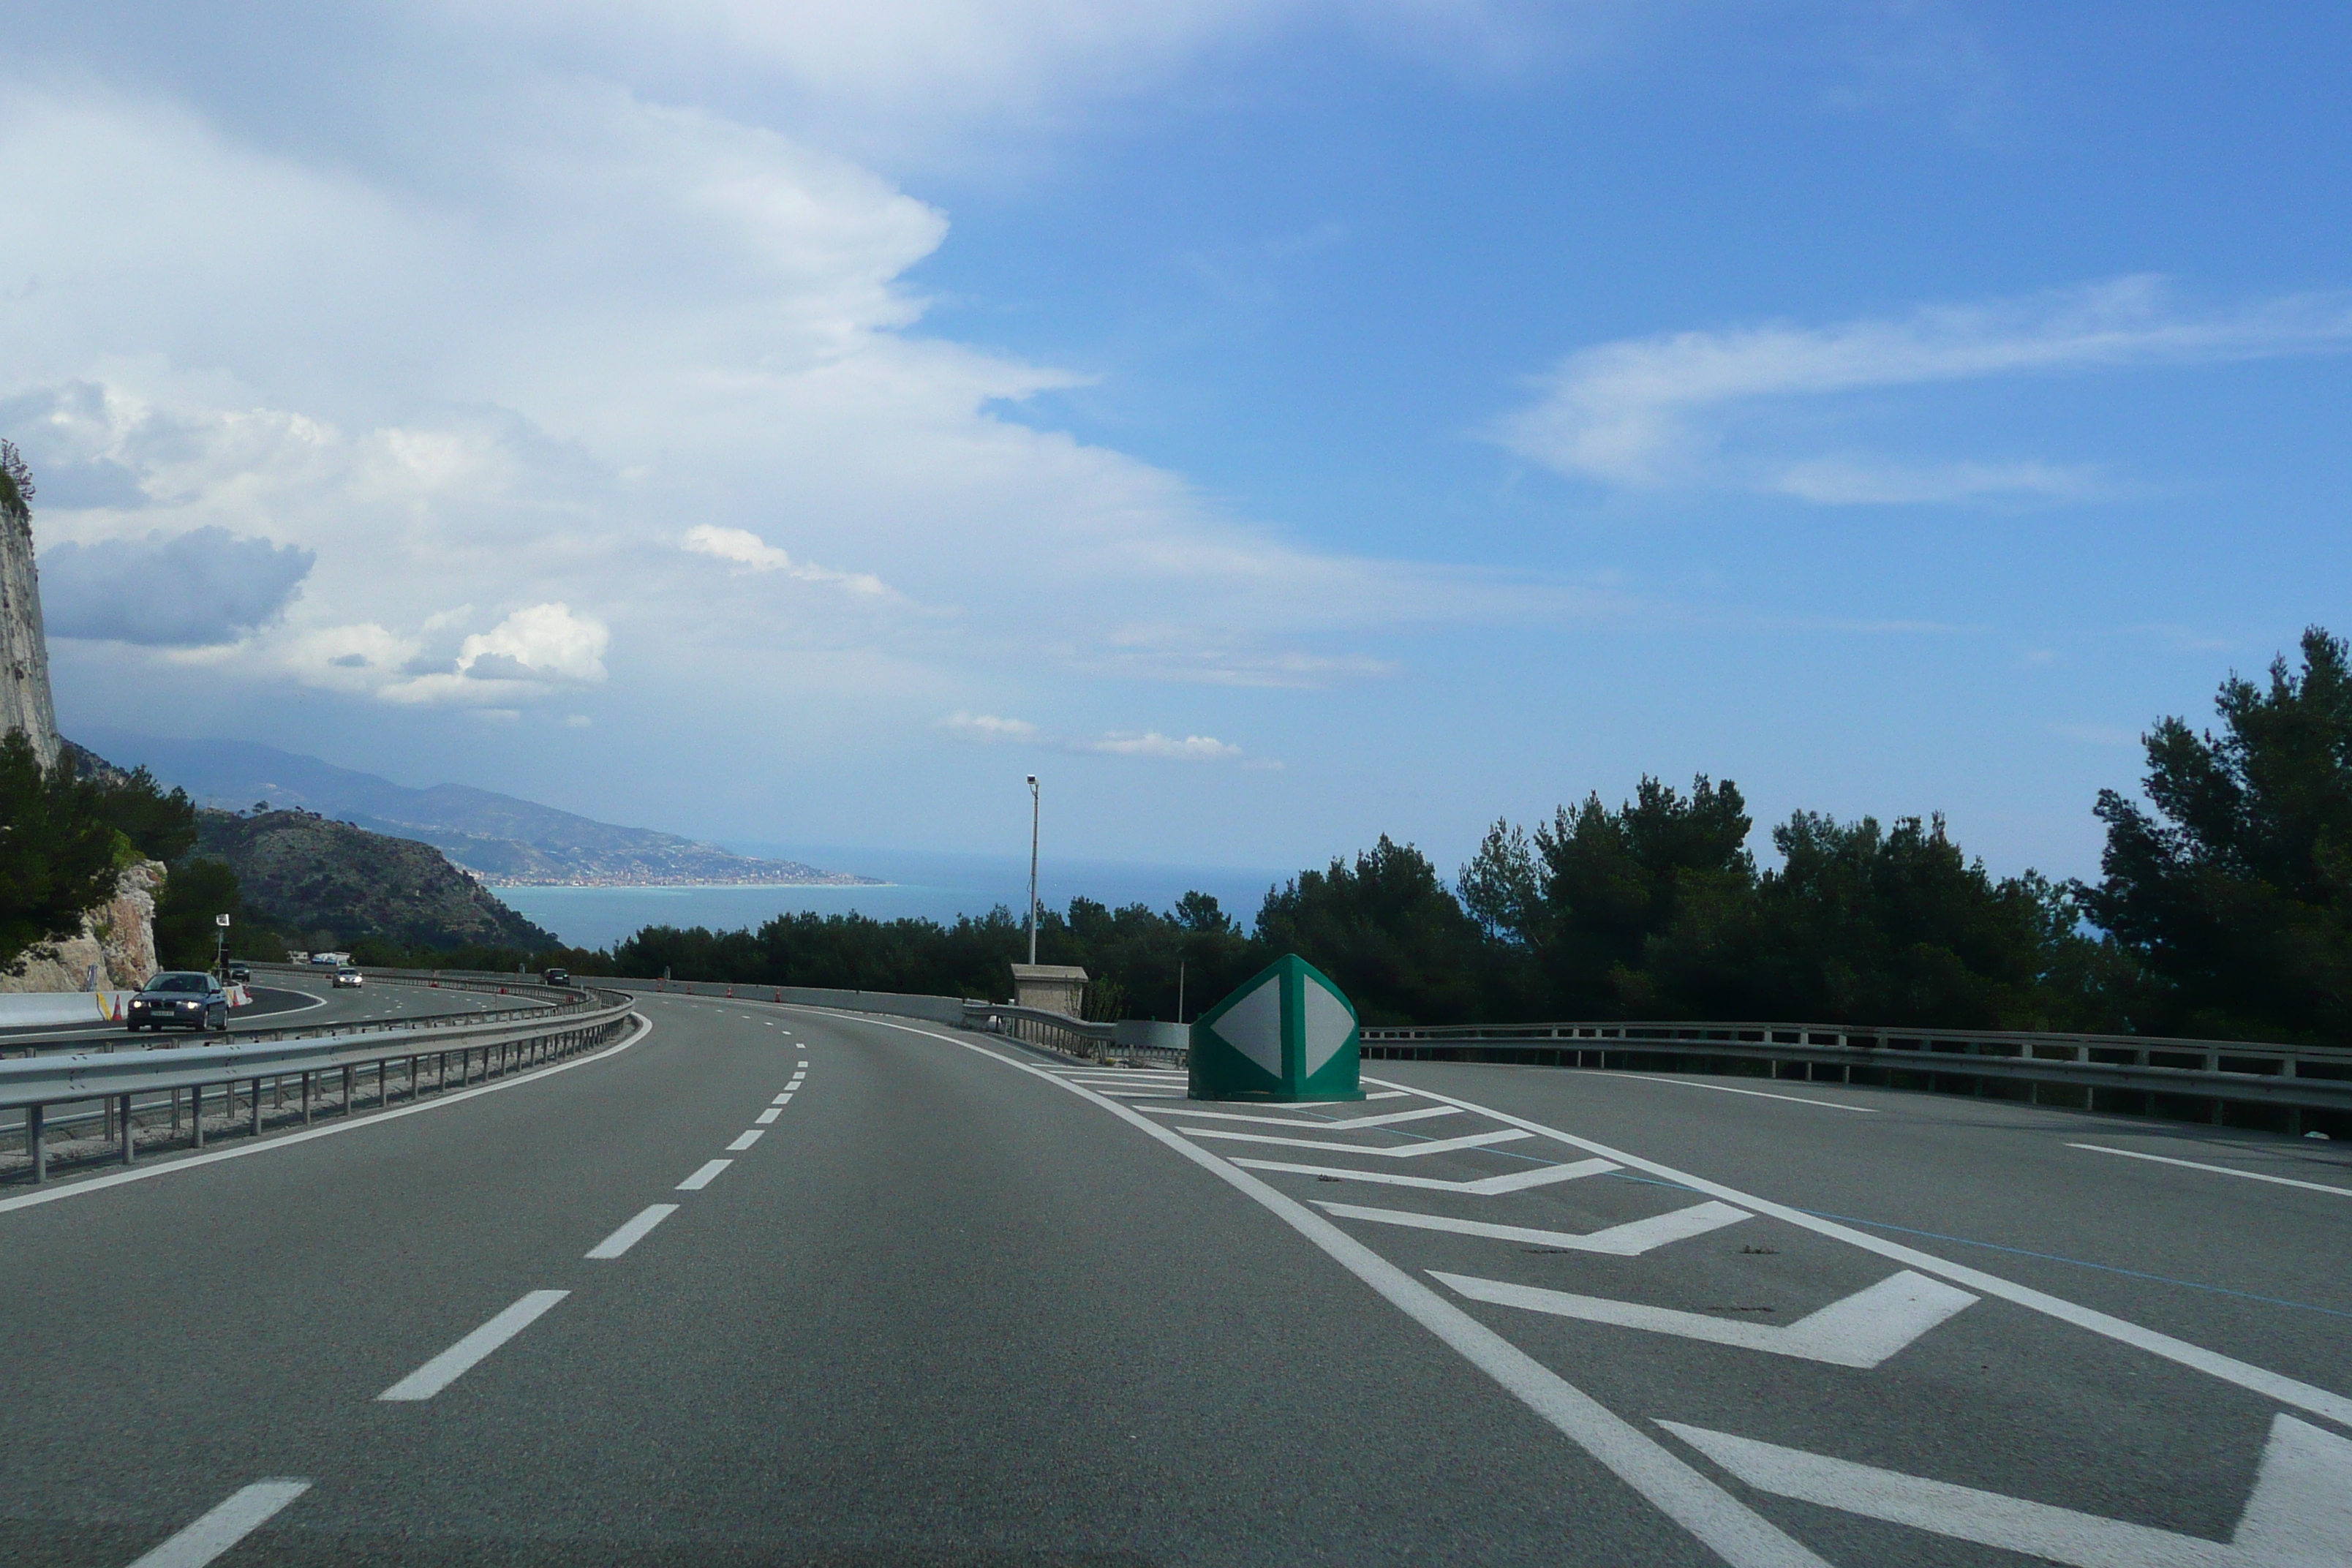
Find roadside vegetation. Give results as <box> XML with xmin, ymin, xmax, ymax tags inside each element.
<box><xmin>12</xmin><ymin>630</ymin><xmax>2352</xmax><ymax>1045</ymax></box>
<box><xmin>543</xmin><ymin>629</ymin><xmax>2352</xmax><ymax>1044</ymax></box>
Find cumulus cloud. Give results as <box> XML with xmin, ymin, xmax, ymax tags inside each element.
<box><xmin>1500</xmin><ymin>277</ymin><xmax>2352</xmax><ymax>502</ymax></box>
<box><xmin>39</xmin><ymin>527</ymin><xmax>314</xmax><ymax>646</ymax></box>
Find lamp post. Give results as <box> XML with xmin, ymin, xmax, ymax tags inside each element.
<box><xmin>1025</xmin><ymin>774</ymin><xmax>1040</xmax><ymax>966</ymax></box>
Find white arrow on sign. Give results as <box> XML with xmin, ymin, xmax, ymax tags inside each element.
<box><xmin>1317</xmin><ymin>1197</ymin><xmax>1749</xmax><ymax>1256</ymax></box>
<box><xmin>1661</xmin><ymin>1411</ymin><xmax>2352</xmax><ymax>1568</ymax></box>
<box><xmin>1433</xmin><ymin>1268</ymin><xmax>1977</xmax><ymax>1368</ymax></box>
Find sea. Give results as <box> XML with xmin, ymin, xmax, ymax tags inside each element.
<box><xmin>487</xmin><ymin>845</ymin><xmax>1291</xmax><ymax>951</ymax></box>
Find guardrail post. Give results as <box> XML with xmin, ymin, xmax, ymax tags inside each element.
<box><xmin>249</xmin><ymin>1080</ymin><xmax>261</xmax><ymax>1137</ymax></box>
<box><xmin>26</xmin><ymin>1103</ymin><xmax>44</xmax><ymax>1183</ymax></box>
<box><xmin>118</xmin><ymin>1093</ymin><xmax>134</xmax><ymax>1165</ymax></box>
<box><xmin>301</xmin><ymin>1071</ymin><xmax>313</xmax><ymax>1125</ymax></box>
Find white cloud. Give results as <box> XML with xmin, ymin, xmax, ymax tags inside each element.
<box><xmin>682</xmin><ymin>524</ymin><xmax>891</xmax><ymax>595</ymax></box>
<box><xmin>1082</xmin><ymin>732</ymin><xmax>1242</xmax><ymax>761</ymax></box>
<box><xmin>1501</xmin><ymin>277</ymin><xmax>2352</xmax><ymax>502</ymax></box>
<box><xmin>1770</xmin><ymin>458</ymin><xmax>2110</xmax><ymax>506</ymax></box>
<box><xmin>940</xmin><ymin>712</ymin><xmax>1250</xmax><ymax>762</ymax></box>
<box><xmin>942</xmin><ymin>712</ymin><xmax>1041</xmax><ymax>741</ymax></box>
<box><xmin>459</xmin><ymin>603</ymin><xmax>611</xmax><ymax>683</ymax></box>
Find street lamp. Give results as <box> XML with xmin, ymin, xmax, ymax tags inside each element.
<box><xmin>1025</xmin><ymin>774</ymin><xmax>1040</xmax><ymax>965</ymax></box>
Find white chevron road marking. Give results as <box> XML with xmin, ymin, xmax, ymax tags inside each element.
<box><xmin>1318</xmin><ymin>1198</ymin><xmax>1750</xmax><ymax>1256</ymax></box>
<box><xmin>1139</xmin><ymin>1104</ymin><xmax>1462</xmax><ymax>1129</ymax></box>
<box><xmin>1435</xmin><ymin>1267</ymin><xmax>1977</xmax><ymax>1368</ymax></box>
<box><xmin>1231</xmin><ymin>1155</ymin><xmax>1621</xmax><ymax>1194</ymax></box>
<box><xmin>1663</xmin><ymin>1412</ymin><xmax>2352</xmax><ymax>1567</ymax></box>
<box><xmin>1177</xmin><ymin>1126</ymin><xmax>1530</xmax><ymax>1158</ymax></box>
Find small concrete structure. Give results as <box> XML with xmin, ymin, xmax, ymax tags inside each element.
<box><xmin>1010</xmin><ymin>963</ymin><xmax>1088</xmax><ymax>1017</ymax></box>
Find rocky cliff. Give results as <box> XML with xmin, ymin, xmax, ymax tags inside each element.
<box><xmin>2</xmin><ymin>859</ymin><xmax>165</xmax><ymax>990</ymax></box>
<box><xmin>0</xmin><ymin>445</ymin><xmax>59</xmax><ymax>770</ymax></box>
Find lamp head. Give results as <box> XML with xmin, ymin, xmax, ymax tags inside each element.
<box><xmin>1025</xmin><ymin>774</ymin><xmax>1037</xmax><ymax>785</ymax></box>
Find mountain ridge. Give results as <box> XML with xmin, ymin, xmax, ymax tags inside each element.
<box><xmin>80</xmin><ymin>729</ymin><xmax>878</xmax><ymax>889</ymax></box>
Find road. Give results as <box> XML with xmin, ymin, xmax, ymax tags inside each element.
<box><xmin>1</xmin><ymin>974</ymin><xmax>538</xmax><ymax>1055</ymax></box>
<box><xmin>1</xmin><ymin>989</ymin><xmax>2347</xmax><ymax>1566</ymax></box>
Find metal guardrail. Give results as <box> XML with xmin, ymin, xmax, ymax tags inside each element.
<box><xmin>1359</xmin><ymin>1018</ymin><xmax>2352</xmax><ymax>1134</ymax></box>
<box><xmin>0</xmin><ymin>987</ymin><xmax>638</xmax><ymax>1186</ymax></box>
<box><xmin>959</xmin><ymin>1002</ymin><xmax>1186</xmax><ymax>1067</ymax></box>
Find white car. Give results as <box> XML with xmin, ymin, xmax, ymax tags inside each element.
<box><xmin>333</xmin><ymin>966</ymin><xmax>364</xmax><ymax>988</ymax></box>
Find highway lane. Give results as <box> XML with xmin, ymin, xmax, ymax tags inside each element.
<box><xmin>1</xmin><ymin>975</ymin><xmax>531</xmax><ymax>1055</ymax></box>
<box><xmin>1</xmin><ymin>991</ymin><xmax>2345</xmax><ymax>1566</ymax></box>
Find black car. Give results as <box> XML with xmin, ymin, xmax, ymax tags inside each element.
<box><xmin>543</xmin><ymin>968</ymin><xmax>572</xmax><ymax>987</ymax></box>
<box><xmin>127</xmin><ymin>971</ymin><xmax>230</xmax><ymax>1033</ymax></box>
<box><xmin>228</xmin><ymin>963</ymin><xmax>252</xmax><ymax>984</ymax></box>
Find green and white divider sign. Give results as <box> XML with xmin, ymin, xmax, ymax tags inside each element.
<box><xmin>1188</xmin><ymin>953</ymin><xmax>1365</xmax><ymax>1101</ymax></box>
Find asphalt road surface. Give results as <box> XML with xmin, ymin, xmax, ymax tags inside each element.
<box><xmin>2</xmin><ymin>990</ymin><xmax>2346</xmax><ymax>1567</ymax></box>
<box><xmin>1</xmin><ymin>976</ymin><xmax>543</xmax><ymax>1055</ymax></box>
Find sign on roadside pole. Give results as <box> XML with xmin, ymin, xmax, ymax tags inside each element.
<box><xmin>1188</xmin><ymin>953</ymin><xmax>1365</xmax><ymax>1102</ymax></box>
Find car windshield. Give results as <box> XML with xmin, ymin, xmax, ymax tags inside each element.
<box><xmin>143</xmin><ymin>973</ymin><xmax>211</xmax><ymax>994</ymax></box>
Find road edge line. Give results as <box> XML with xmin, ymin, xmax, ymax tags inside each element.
<box><xmin>799</xmin><ymin>1008</ymin><xmax>1832</xmax><ymax>1568</ymax></box>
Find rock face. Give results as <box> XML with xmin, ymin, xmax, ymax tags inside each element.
<box><xmin>195</xmin><ymin>809</ymin><xmax>561</xmax><ymax>951</ymax></box>
<box><xmin>0</xmin><ymin>860</ymin><xmax>166</xmax><ymax>990</ymax></box>
<box><xmin>0</xmin><ymin>456</ymin><xmax>59</xmax><ymax>769</ymax></box>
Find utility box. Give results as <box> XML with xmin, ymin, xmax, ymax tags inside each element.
<box><xmin>1188</xmin><ymin>953</ymin><xmax>1363</xmax><ymax>1101</ymax></box>
<box><xmin>1011</xmin><ymin>963</ymin><xmax>1088</xmax><ymax>1017</ymax></box>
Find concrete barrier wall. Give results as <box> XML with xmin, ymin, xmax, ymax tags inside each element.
<box><xmin>0</xmin><ymin>992</ymin><xmax>132</xmax><ymax>1027</ymax></box>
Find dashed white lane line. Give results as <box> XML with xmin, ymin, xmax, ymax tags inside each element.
<box><xmin>678</xmin><ymin>1158</ymin><xmax>732</xmax><ymax>1191</ymax></box>
<box><xmin>772</xmin><ymin>1093</ymin><xmax>794</xmax><ymax>1105</ymax></box>
<box><xmin>726</xmin><ymin>1128</ymin><xmax>765</xmax><ymax>1150</ymax></box>
<box><xmin>127</xmin><ymin>1480</ymin><xmax>312</xmax><ymax>1568</ymax></box>
<box><xmin>2068</xmin><ymin>1142</ymin><xmax>2352</xmax><ymax>1196</ymax></box>
<box><xmin>1601</xmin><ymin>1074</ymin><xmax>1880</xmax><ymax>1113</ymax></box>
<box><xmin>586</xmin><ymin>1204</ymin><xmax>680</xmax><ymax>1260</ymax></box>
<box><xmin>378</xmin><ymin>1290</ymin><xmax>568</xmax><ymax>1401</ymax></box>
<box><xmin>755</xmin><ymin>1108</ymin><xmax>782</xmax><ymax>1124</ymax></box>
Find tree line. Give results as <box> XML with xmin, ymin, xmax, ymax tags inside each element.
<box><xmin>529</xmin><ymin>628</ymin><xmax>2352</xmax><ymax>1046</ymax></box>
<box><xmin>12</xmin><ymin>628</ymin><xmax>2352</xmax><ymax>1045</ymax></box>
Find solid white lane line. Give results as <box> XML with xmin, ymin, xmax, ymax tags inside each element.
<box><xmin>127</xmin><ymin>1480</ymin><xmax>312</xmax><ymax>1568</ymax></box>
<box><xmin>725</xmin><ymin>1128</ymin><xmax>764</xmax><ymax>1150</ymax></box>
<box><xmin>677</xmin><ymin>1158</ymin><xmax>732</xmax><ymax>1190</ymax></box>
<box><xmin>1140</xmin><ymin>1104</ymin><xmax>1463</xmax><ymax>1129</ymax></box>
<box><xmin>1365</xmin><ymin>1090</ymin><xmax>1412</xmax><ymax>1099</ymax></box>
<box><xmin>1230</xmin><ymin>1156</ymin><xmax>1620</xmax><ymax>1194</ymax></box>
<box><xmin>2068</xmin><ymin>1143</ymin><xmax>2352</xmax><ymax>1197</ymax></box>
<box><xmin>0</xmin><ymin>1014</ymin><xmax>657</xmax><ymax>1219</ymax></box>
<box><xmin>379</xmin><ymin>1290</ymin><xmax>568</xmax><ymax>1401</ymax></box>
<box><xmin>586</xmin><ymin>1204</ymin><xmax>680</xmax><ymax>1259</ymax></box>
<box><xmin>1366</xmin><ymin>1074</ymin><xmax>2352</xmax><ymax>1431</ymax></box>
<box><xmin>755</xmin><ymin>1108</ymin><xmax>782</xmax><ymax>1124</ymax></box>
<box><xmin>1177</xmin><ymin>1126</ymin><xmax>1531</xmax><ymax>1158</ymax></box>
<box><xmin>1317</xmin><ymin>1198</ymin><xmax>1751</xmax><ymax>1256</ymax></box>
<box><xmin>1601</xmin><ymin>1073</ymin><xmax>1880</xmax><ymax>1113</ymax></box>
<box><xmin>817</xmin><ymin>1009</ymin><xmax>1830</xmax><ymax>1568</ymax></box>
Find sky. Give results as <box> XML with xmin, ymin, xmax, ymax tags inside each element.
<box><xmin>7</xmin><ymin>2</ymin><xmax>2351</xmax><ymax>886</ymax></box>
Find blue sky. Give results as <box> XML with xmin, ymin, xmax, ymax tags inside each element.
<box><xmin>8</xmin><ymin>2</ymin><xmax>2350</xmax><ymax>886</ymax></box>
